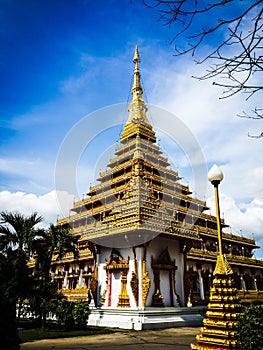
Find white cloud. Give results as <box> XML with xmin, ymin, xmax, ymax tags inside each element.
<box><xmin>0</xmin><ymin>190</ymin><xmax>74</xmax><ymax>227</ymax></box>
<box><xmin>0</xmin><ymin>157</ymin><xmax>42</xmax><ymax>177</ymax></box>
<box><xmin>207</xmin><ymin>194</ymin><xmax>263</xmax><ymax>259</ymax></box>
<box><xmin>0</xmin><ymin>156</ymin><xmax>55</xmax><ymax>193</ymax></box>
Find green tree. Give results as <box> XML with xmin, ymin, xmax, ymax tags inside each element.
<box><xmin>55</xmin><ymin>299</ymin><xmax>90</xmax><ymax>330</ymax></box>
<box><xmin>0</xmin><ymin>211</ymin><xmax>43</xmax><ymax>349</ymax></box>
<box><xmin>0</xmin><ymin>211</ymin><xmax>43</xmax><ymax>312</ymax></box>
<box><xmin>30</xmin><ymin>224</ymin><xmax>79</xmax><ymax>329</ymax></box>
<box><xmin>55</xmin><ymin>299</ymin><xmax>75</xmax><ymax>330</ymax></box>
<box><xmin>33</xmin><ymin>224</ymin><xmax>79</xmax><ymax>282</ymax></box>
<box><xmin>72</xmin><ymin>300</ymin><xmax>90</xmax><ymax>329</ymax></box>
<box><xmin>236</xmin><ymin>304</ymin><xmax>263</xmax><ymax>350</ymax></box>
<box><xmin>0</xmin><ymin>254</ymin><xmax>20</xmax><ymax>350</ymax></box>
<box><xmin>0</xmin><ymin>211</ymin><xmax>43</xmax><ymax>258</ymax></box>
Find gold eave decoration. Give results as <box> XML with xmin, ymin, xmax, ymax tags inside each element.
<box><xmin>120</xmin><ymin>123</ymin><xmax>156</xmax><ymax>143</ymax></box>
<box><xmin>213</xmin><ymin>254</ymin><xmax>233</xmax><ymax>275</ymax></box>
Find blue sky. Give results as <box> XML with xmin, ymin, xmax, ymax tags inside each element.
<box><xmin>1</xmin><ymin>0</ymin><xmax>173</xmax><ymax>192</ymax></box>
<box><xmin>1</xmin><ymin>0</ymin><xmax>263</xmax><ymax>257</ymax></box>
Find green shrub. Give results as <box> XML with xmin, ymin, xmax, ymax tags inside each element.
<box><xmin>236</xmin><ymin>304</ymin><xmax>263</xmax><ymax>350</ymax></box>
<box><xmin>55</xmin><ymin>300</ymin><xmax>89</xmax><ymax>330</ymax></box>
<box><xmin>55</xmin><ymin>299</ymin><xmax>75</xmax><ymax>330</ymax></box>
<box><xmin>72</xmin><ymin>301</ymin><xmax>90</xmax><ymax>329</ymax></box>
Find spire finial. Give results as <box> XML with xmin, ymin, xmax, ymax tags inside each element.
<box><xmin>133</xmin><ymin>45</ymin><xmax>140</xmax><ymax>63</ymax></box>
<box><xmin>120</xmin><ymin>47</ymin><xmax>156</xmax><ymax>143</ymax></box>
<box><xmin>132</xmin><ymin>46</ymin><xmax>143</xmax><ymax>98</ymax></box>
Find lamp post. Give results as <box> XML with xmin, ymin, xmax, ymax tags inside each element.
<box><xmin>208</xmin><ymin>164</ymin><xmax>224</xmax><ymax>257</ymax></box>
<box><xmin>208</xmin><ymin>164</ymin><xmax>233</xmax><ymax>276</ymax></box>
<box><xmin>191</xmin><ymin>164</ymin><xmax>241</xmax><ymax>350</ymax></box>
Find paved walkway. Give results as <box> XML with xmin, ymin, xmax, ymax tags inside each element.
<box><xmin>21</xmin><ymin>327</ymin><xmax>199</xmax><ymax>350</ymax></box>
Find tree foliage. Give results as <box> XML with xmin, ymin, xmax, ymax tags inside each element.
<box><xmin>0</xmin><ymin>211</ymin><xmax>80</xmax><ymax>334</ymax></box>
<box><xmin>236</xmin><ymin>304</ymin><xmax>263</xmax><ymax>350</ymax></box>
<box><xmin>0</xmin><ymin>211</ymin><xmax>43</xmax><ymax>258</ymax></box>
<box><xmin>0</xmin><ymin>211</ymin><xmax>43</xmax><ymax>350</ymax></box>
<box><xmin>142</xmin><ymin>0</ymin><xmax>263</xmax><ymax>136</ymax></box>
<box><xmin>29</xmin><ymin>224</ymin><xmax>79</xmax><ymax>329</ymax></box>
<box><xmin>0</xmin><ymin>254</ymin><xmax>20</xmax><ymax>350</ymax></box>
<box><xmin>0</xmin><ymin>211</ymin><xmax>43</xmax><ymax>306</ymax></box>
<box><xmin>32</xmin><ymin>224</ymin><xmax>79</xmax><ymax>281</ymax></box>
<box><xmin>55</xmin><ymin>300</ymin><xmax>90</xmax><ymax>330</ymax></box>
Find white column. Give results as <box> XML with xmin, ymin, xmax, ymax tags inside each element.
<box><xmin>96</xmin><ymin>252</ymin><xmax>100</xmax><ymax>305</ymax></box>
<box><xmin>63</xmin><ymin>271</ymin><xmax>68</xmax><ymax>289</ymax></box>
<box><xmin>136</xmin><ymin>247</ymin><xmax>144</xmax><ymax>309</ymax></box>
<box><xmin>198</xmin><ymin>269</ymin><xmax>205</xmax><ymax>300</ymax></box>
<box><xmin>240</xmin><ymin>276</ymin><xmax>246</xmax><ymax>290</ymax></box>
<box><xmin>180</xmin><ymin>253</ymin><xmax>185</xmax><ymax>306</ymax></box>
<box><xmin>78</xmin><ymin>269</ymin><xmax>83</xmax><ymax>287</ymax></box>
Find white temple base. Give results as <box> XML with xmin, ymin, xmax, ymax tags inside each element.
<box><xmin>87</xmin><ymin>306</ymin><xmax>205</xmax><ymax>330</ymax></box>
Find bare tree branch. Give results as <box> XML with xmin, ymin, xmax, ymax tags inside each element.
<box><xmin>238</xmin><ymin>108</ymin><xmax>263</xmax><ymax>120</ymax></box>
<box><xmin>248</xmin><ymin>131</ymin><xmax>263</xmax><ymax>138</ymax></box>
<box><xmin>140</xmin><ymin>0</ymin><xmax>263</xmax><ymax>136</ymax></box>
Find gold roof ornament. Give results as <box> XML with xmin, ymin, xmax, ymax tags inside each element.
<box><xmin>213</xmin><ymin>254</ymin><xmax>233</xmax><ymax>276</ymax></box>
<box><xmin>120</xmin><ymin>46</ymin><xmax>156</xmax><ymax>143</ymax></box>
<box><xmin>132</xmin><ymin>45</ymin><xmax>143</xmax><ymax>98</ymax></box>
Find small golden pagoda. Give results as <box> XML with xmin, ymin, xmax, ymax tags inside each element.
<box><xmin>191</xmin><ymin>257</ymin><xmax>242</xmax><ymax>349</ymax></box>
<box><xmin>191</xmin><ymin>166</ymin><xmax>242</xmax><ymax>349</ymax></box>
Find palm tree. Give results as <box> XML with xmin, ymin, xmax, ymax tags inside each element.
<box><xmin>0</xmin><ymin>253</ymin><xmax>20</xmax><ymax>350</ymax></box>
<box><xmin>0</xmin><ymin>211</ymin><xmax>43</xmax><ymax>259</ymax></box>
<box><xmin>0</xmin><ymin>211</ymin><xmax>43</xmax><ymax>349</ymax></box>
<box><xmin>33</xmin><ymin>224</ymin><xmax>79</xmax><ymax>279</ymax></box>
<box><xmin>31</xmin><ymin>224</ymin><xmax>79</xmax><ymax>329</ymax></box>
<box><xmin>0</xmin><ymin>211</ymin><xmax>43</xmax><ymax>302</ymax></box>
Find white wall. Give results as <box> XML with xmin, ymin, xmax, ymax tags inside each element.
<box><xmin>145</xmin><ymin>236</ymin><xmax>184</xmax><ymax>306</ymax></box>
<box><xmin>98</xmin><ymin>247</ymin><xmax>137</xmax><ymax>308</ymax></box>
<box><xmin>98</xmin><ymin>237</ymin><xmax>184</xmax><ymax>308</ymax></box>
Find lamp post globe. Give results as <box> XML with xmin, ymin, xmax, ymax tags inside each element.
<box><xmin>208</xmin><ymin>164</ymin><xmax>224</xmax><ymax>256</ymax></box>
<box><xmin>208</xmin><ymin>164</ymin><xmax>224</xmax><ymax>185</ymax></box>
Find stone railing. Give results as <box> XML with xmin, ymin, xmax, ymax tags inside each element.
<box><xmin>59</xmin><ymin>287</ymin><xmax>89</xmax><ymax>301</ymax></box>
<box><xmin>188</xmin><ymin>248</ymin><xmax>263</xmax><ymax>267</ymax></box>
<box><xmin>238</xmin><ymin>289</ymin><xmax>263</xmax><ymax>303</ymax></box>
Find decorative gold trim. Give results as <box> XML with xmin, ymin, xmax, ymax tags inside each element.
<box><xmin>130</xmin><ymin>271</ymin><xmax>139</xmax><ymax>307</ymax></box>
<box><xmin>152</xmin><ymin>288</ymin><xmax>164</xmax><ymax>307</ymax></box>
<box><xmin>100</xmin><ymin>271</ymin><xmax>108</xmax><ymax>307</ymax></box>
<box><xmin>60</xmin><ymin>287</ymin><xmax>89</xmax><ymax>301</ymax></box>
<box><xmin>87</xmin><ymin>258</ymin><xmax>98</xmax><ymax>304</ymax></box>
<box><xmin>117</xmin><ymin>269</ymin><xmax>130</xmax><ymax>308</ymax></box>
<box><xmin>151</xmin><ymin>267</ymin><xmax>164</xmax><ymax>307</ymax></box>
<box><xmin>130</xmin><ymin>248</ymin><xmax>138</xmax><ymax>307</ymax></box>
<box><xmin>104</xmin><ymin>250</ymin><xmax>130</xmax><ymax>308</ymax></box>
<box><xmin>142</xmin><ymin>260</ymin><xmax>150</xmax><ymax>307</ymax></box>
<box><xmin>213</xmin><ymin>254</ymin><xmax>233</xmax><ymax>275</ymax></box>
<box><xmin>104</xmin><ymin>250</ymin><xmax>130</xmax><ymax>271</ymax></box>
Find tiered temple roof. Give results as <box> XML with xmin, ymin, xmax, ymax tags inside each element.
<box><xmin>57</xmin><ymin>46</ymin><xmax>233</xmax><ymax>251</ymax></box>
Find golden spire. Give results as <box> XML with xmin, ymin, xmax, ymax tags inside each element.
<box><xmin>120</xmin><ymin>46</ymin><xmax>156</xmax><ymax>143</ymax></box>
<box><xmin>132</xmin><ymin>45</ymin><xmax>143</xmax><ymax>98</ymax></box>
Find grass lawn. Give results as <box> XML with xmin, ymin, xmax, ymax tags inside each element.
<box><xmin>18</xmin><ymin>321</ymin><xmax>115</xmax><ymax>343</ymax></box>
